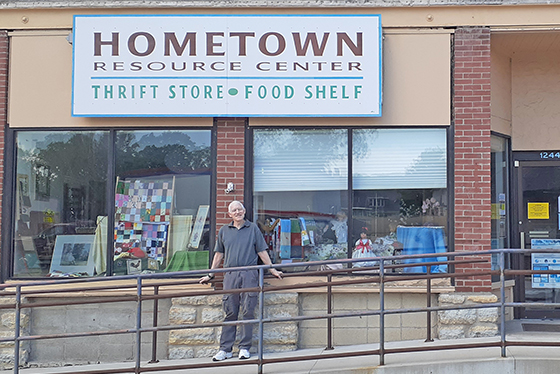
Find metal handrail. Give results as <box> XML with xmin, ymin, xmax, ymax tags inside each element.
<box><xmin>0</xmin><ymin>248</ymin><xmax>558</xmax><ymax>373</ymax></box>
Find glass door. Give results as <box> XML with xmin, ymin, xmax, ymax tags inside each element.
<box><xmin>514</xmin><ymin>158</ymin><xmax>560</xmax><ymax>319</ymax></box>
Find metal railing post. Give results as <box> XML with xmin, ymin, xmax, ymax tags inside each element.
<box><xmin>13</xmin><ymin>285</ymin><xmax>21</xmax><ymax>374</ymax></box>
<box><xmin>135</xmin><ymin>276</ymin><xmax>142</xmax><ymax>374</ymax></box>
<box><xmin>326</xmin><ymin>273</ymin><xmax>334</xmax><ymax>350</ymax></box>
<box><xmin>258</xmin><ymin>267</ymin><xmax>265</xmax><ymax>374</ymax></box>
<box><xmin>425</xmin><ymin>265</ymin><xmax>433</xmax><ymax>342</ymax></box>
<box><xmin>150</xmin><ymin>285</ymin><xmax>160</xmax><ymax>364</ymax></box>
<box><xmin>500</xmin><ymin>251</ymin><xmax>507</xmax><ymax>358</ymax></box>
<box><xmin>379</xmin><ymin>259</ymin><xmax>385</xmax><ymax>366</ymax></box>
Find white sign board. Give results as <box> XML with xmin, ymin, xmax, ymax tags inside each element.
<box><xmin>531</xmin><ymin>239</ymin><xmax>560</xmax><ymax>288</ymax></box>
<box><xmin>72</xmin><ymin>15</ymin><xmax>382</xmax><ymax>117</ymax></box>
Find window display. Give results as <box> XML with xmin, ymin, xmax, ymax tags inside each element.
<box><xmin>12</xmin><ymin>129</ymin><xmax>213</xmax><ymax>278</ymax></box>
<box><xmin>253</xmin><ymin>127</ymin><xmax>449</xmax><ymax>271</ymax></box>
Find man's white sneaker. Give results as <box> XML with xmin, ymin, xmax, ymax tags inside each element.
<box><xmin>238</xmin><ymin>348</ymin><xmax>251</xmax><ymax>359</ymax></box>
<box><xmin>213</xmin><ymin>350</ymin><xmax>232</xmax><ymax>361</ymax></box>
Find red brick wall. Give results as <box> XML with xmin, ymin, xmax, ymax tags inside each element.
<box><xmin>0</xmin><ymin>31</ymin><xmax>8</xmax><ymax>249</ymax></box>
<box><xmin>453</xmin><ymin>27</ymin><xmax>492</xmax><ymax>292</ymax></box>
<box><xmin>215</xmin><ymin>118</ymin><xmax>246</xmax><ymax>231</ymax></box>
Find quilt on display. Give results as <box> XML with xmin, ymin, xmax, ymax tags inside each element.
<box><xmin>115</xmin><ymin>181</ymin><xmax>173</xmax><ymax>223</ymax></box>
<box><xmin>114</xmin><ymin>180</ymin><xmax>173</xmax><ymax>262</ymax></box>
<box><xmin>141</xmin><ymin>222</ymin><xmax>169</xmax><ymax>262</ymax></box>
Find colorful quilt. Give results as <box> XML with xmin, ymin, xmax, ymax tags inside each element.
<box><xmin>115</xmin><ymin>180</ymin><xmax>173</xmax><ymax>223</ymax></box>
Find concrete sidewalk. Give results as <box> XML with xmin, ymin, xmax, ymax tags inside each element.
<box><xmin>8</xmin><ymin>321</ymin><xmax>560</xmax><ymax>374</ymax></box>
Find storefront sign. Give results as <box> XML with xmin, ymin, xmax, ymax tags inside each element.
<box><xmin>72</xmin><ymin>15</ymin><xmax>382</xmax><ymax>117</ymax></box>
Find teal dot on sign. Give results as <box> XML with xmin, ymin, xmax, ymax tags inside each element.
<box><xmin>228</xmin><ymin>88</ymin><xmax>238</xmax><ymax>96</ymax></box>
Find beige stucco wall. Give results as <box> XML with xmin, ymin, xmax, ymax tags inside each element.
<box><xmin>8</xmin><ymin>30</ymin><xmax>212</xmax><ymax>128</ymax></box>
<box><xmin>9</xmin><ymin>29</ymin><xmax>451</xmax><ymax>128</ymax></box>
<box><xmin>252</xmin><ymin>30</ymin><xmax>452</xmax><ymax>127</ymax></box>
<box><xmin>490</xmin><ymin>46</ymin><xmax>512</xmax><ymax>137</ymax></box>
<box><xmin>511</xmin><ymin>50</ymin><xmax>560</xmax><ymax>151</ymax></box>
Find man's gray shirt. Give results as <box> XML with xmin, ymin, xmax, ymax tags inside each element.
<box><xmin>215</xmin><ymin>220</ymin><xmax>268</xmax><ymax>268</ymax></box>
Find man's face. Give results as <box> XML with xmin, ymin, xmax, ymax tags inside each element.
<box><xmin>228</xmin><ymin>204</ymin><xmax>246</xmax><ymax>223</ymax></box>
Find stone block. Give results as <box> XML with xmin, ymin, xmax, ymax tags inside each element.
<box><xmin>173</xmin><ymin>295</ymin><xmax>222</xmax><ymax>306</ymax></box>
<box><xmin>263</xmin><ymin>344</ymin><xmax>297</xmax><ymax>353</ymax></box>
<box><xmin>194</xmin><ymin>345</ymin><xmax>219</xmax><ymax>358</ymax></box>
<box><xmin>0</xmin><ymin>298</ymin><xmax>16</xmax><ymax>306</ymax></box>
<box><xmin>99</xmin><ymin>342</ymin><xmax>134</xmax><ymax>362</ymax></box>
<box><xmin>201</xmin><ymin>308</ymin><xmax>223</xmax><ymax>323</ymax></box>
<box><xmin>439</xmin><ymin>294</ymin><xmax>466</xmax><ymax>304</ymax></box>
<box><xmin>477</xmin><ymin>307</ymin><xmax>498</xmax><ymax>323</ymax></box>
<box><xmin>169</xmin><ymin>328</ymin><xmax>216</xmax><ymax>345</ymax></box>
<box><xmin>439</xmin><ymin>326</ymin><xmax>465</xmax><ymax>339</ymax></box>
<box><xmin>263</xmin><ymin>323</ymin><xmax>298</xmax><ymax>344</ymax></box>
<box><xmin>1</xmin><ymin>311</ymin><xmax>30</xmax><ymax>329</ymax></box>
<box><xmin>264</xmin><ymin>293</ymin><xmax>298</xmax><ymax>305</ymax></box>
<box><xmin>169</xmin><ymin>306</ymin><xmax>197</xmax><ymax>325</ymax></box>
<box><xmin>168</xmin><ymin>346</ymin><xmax>194</xmax><ymax>360</ymax></box>
<box><xmin>438</xmin><ymin>309</ymin><xmax>477</xmax><ymax>325</ymax></box>
<box><xmin>0</xmin><ymin>331</ymin><xmax>14</xmax><ymax>349</ymax></box>
<box><xmin>265</xmin><ymin>304</ymin><xmax>299</xmax><ymax>319</ymax></box>
<box><xmin>466</xmin><ymin>294</ymin><xmax>498</xmax><ymax>304</ymax></box>
<box><xmin>468</xmin><ymin>324</ymin><xmax>498</xmax><ymax>338</ymax></box>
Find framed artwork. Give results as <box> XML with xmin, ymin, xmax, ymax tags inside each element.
<box><xmin>49</xmin><ymin>235</ymin><xmax>96</xmax><ymax>276</ymax></box>
<box><xmin>189</xmin><ymin>205</ymin><xmax>209</xmax><ymax>249</ymax></box>
<box><xmin>127</xmin><ymin>258</ymin><xmax>142</xmax><ymax>274</ymax></box>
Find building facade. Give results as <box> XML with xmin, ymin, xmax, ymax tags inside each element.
<box><xmin>1</xmin><ymin>0</ymin><xmax>560</xmax><ymax>365</ymax></box>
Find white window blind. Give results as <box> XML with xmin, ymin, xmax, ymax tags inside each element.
<box><xmin>254</xmin><ymin>129</ymin><xmax>348</xmax><ymax>192</ymax></box>
<box><xmin>352</xmin><ymin>128</ymin><xmax>447</xmax><ymax>190</ymax></box>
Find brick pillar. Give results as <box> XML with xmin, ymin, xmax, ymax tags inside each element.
<box><xmin>213</xmin><ymin>118</ymin><xmax>246</xmax><ymax>288</ymax></box>
<box><xmin>0</xmin><ymin>31</ymin><xmax>8</xmax><ymax>249</ymax></box>
<box><xmin>215</xmin><ymin>118</ymin><xmax>246</xmax><ymax>228</ymax></box>
<box><xmin>453</xmin><ymin>27</ymin><xmax>492</xmax><ymax>292</ymax></box>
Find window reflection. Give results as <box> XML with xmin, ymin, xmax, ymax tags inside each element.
<box><xmin>114</xmin><ymin>130</ymin><xmax>212</xmax><ymax>274</ymax></box>
<box><xmin>13</xmin><ymin>131</ymin><xmax>108</xmax><ymax>277</ymax></box>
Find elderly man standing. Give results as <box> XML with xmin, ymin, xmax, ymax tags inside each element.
<box><xmin>200</xmin><ymin>200</ymin><xmax>282</xmax><ymax>361</ymax></box>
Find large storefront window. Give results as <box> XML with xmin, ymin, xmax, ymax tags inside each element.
<box><xmin>13</xmin><ymin>131</ymin><xmax>109</xmax><ymax>277</ymax></box>
<box><xmin>253</xmin><ymin>128</ymin><xmax>449</xmax><ymax>272</ymax></box>
<box><xmin>253</xmin><ymin>129</ymin><xmax>349</xmax><ymax>265</ymax></box>
<box><xmin>12</xmin><ymin>129</ymin><xmax>212</xmax><ymax>278</ymax></box>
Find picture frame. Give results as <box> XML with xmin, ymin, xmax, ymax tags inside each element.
<box><xmin>49</xmin><ymin>235</ymin><xmax>96</xmax><ymax>276</ymax></box>
<box><xmin>127</xmin><ymin>258</ymin><xmax>142</xmax><ymax>274</ymax></box>
<box><xmin>189</xmin><ymin>205</ymin><xmax>209</xmax><ymax>249</ymax></box>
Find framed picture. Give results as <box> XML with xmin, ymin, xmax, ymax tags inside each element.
<box><xmin>127</xmin><ymin>258</ymin><xmax>142</xmax><ymax>274</ymax></box>
<box><xmin>49</xmin><ymin>235</ymin><xmax>96</xmax><ymax>276</ymax></box>
<box><xmin>189</xmin><ymin>205</ymin><xmax>209</xmax><ymax>249</ymax></box>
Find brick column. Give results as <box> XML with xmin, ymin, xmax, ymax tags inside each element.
<box><xmin>0</xmin><ymin>31</ymin><xmax>8</xmax><ymax>249</ymax></box>
<box><xmin>215</xmin><ymin>118</ymin><xmax>246</xmax><ymax>229</ymax></box>
<box><xmin>453</xmin><ymin>27</ymin><xmax>492</xmax><ymax>292</ymax></box>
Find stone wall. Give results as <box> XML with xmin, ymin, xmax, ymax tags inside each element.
<box><xmin>437</xmin><ymin>293</ymin><xmax>499</xmax><ymax>339</ymax></box>
<box><xmin>0</xmin><ymin>297</ymin><xmax>30</xmax><ymax>370</ymax></box>
<box><xmin>168</xmin><ymin>292</ymin><xmax>298</xmax><ymax>358</ymax></box>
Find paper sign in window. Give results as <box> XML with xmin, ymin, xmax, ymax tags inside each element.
<box><xmin>528</xmin><ymin>202</ymin><xmax>550</xmax><ymax>219</ymax></box>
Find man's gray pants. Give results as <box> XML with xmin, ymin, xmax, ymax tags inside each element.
<box><xmin>220</xmin><ymin>269</ymin><xmax>258</xmax><ymax>352</ymax></box>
